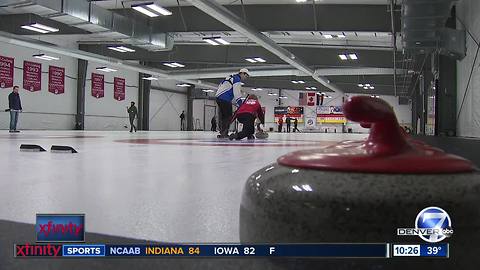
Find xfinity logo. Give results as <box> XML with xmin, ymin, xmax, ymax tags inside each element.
<box><xmin>397</xmin><ymin>207</ymin><xmax>453</xmax><ymax>243</ymax></box>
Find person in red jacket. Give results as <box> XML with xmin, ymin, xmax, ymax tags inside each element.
<box><xmin>229</xmin><ymin>95</ymin><xmax>265</xmax><ymax>140</ymax></box>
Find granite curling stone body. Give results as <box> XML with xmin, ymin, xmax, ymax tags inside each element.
<box><xmin>239</xmin><ymin>96</ymin><xmax>480</xmax><ymax>269</ymax></box>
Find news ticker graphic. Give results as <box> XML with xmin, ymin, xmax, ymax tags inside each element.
<box><xmin>36</xmin><ymin>214</ymin><xmax>85</xmax><ymax>242</ymax></box>
<box><xmin>14</xmin><ymin>243</ymin><xmax>449</xmax><ymax>258</ymax></box>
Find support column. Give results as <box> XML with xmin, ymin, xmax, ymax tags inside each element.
<box><xmin>75</xmin><ymin>58</ymin><xmax>87</xmax><ymax>130</ymax></box>
<box><xmin>187</xmin><ymin>85</ymin><xmax>195</xmax><ymax>131</ymax></box>
<box><xmin>138</xmin><ymin>72</ymin><xmax>151</xmax><ymax>131</ymax></box>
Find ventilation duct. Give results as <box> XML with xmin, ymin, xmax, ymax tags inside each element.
<box><xmin>0</xmin><ymin>0</ymin><xmax>173</xmax><ymax>51</ymax></box>
<box><xmin>401</xmin><ymin>0</ymin><xmax>465</xmax><ymax>59</ymax></box>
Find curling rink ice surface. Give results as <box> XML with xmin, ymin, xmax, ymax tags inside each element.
<box><xmin>0</xmin><ymin>130</ymin><xmax>367</xmax><ymax>243</ymax></box>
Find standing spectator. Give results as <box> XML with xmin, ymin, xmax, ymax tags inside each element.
<box><xmin>180</xmin><ymin>111</ymin><xmax>185</xmax><ymax>131</ymax></box>
<box><xmin>293</xmin><ymin>118</ymin><xmax>300</xmax><ymax>133</ymax></box>
<box><xmin>286</xmin><ymin>116</ymin><xmax>291</xmax><ymax>133</ymax></box>
<box><xmin>211</xmin><ymin>116</ymin><xmax>217</xmax><ymax>132</ymax></box>
<box><xmin>215</xmin><ymin>68</ymin><xmax>250</xmax><ymax>138</ymax></box>
<box><xmin>127</xmin><ymin>101</ymin><xmax>137</xmax><ymax>133</ymax></box>
<box><xmin>278</xmin><ymin>117</ymin><xmax>284</xmax><ymax>133</ymax></box>
<box><xmin>8</xmin><ymin>85</ymin><xmax>22</xmax><ymax>133</ymax></box>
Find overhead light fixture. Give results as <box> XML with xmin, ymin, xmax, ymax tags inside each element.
<box><xmin>33</xmin><ymin>54</ymin><xmax>59</xmax><ymax>61</ymax></box>
<box><xmin>203</xmin><ymin>37</ymin><xmax>230</xmax><ymax>46</ymax></box>
<box><xmin>202</xmin><ymin>89</ymin><xmax>215</xmax><ymax>93</ymax></box>
<box><xmin>365</xmin><ymin>84</ymin><xmax>371</xmax><ymax>87</ymax></box>
<box><xmin>251</xmin><ymin>88</ymin><xmax>263</xmax><ymax>91</ymax></box>
<box><xmin>358</xmin><ymin>84</ymin><xmax>364</xmax><ymax>87</ymax></box>
<box><xmin>268</xmin><ymin>92</ymin><xmax>278</xmax><ymax>96</ymax></box>
<box><xmin>291</xmin><ymin>80</ymin><xmax>305</xmax><ymax>84</ymax></box>
<box><xmin>371</xmin><ymin>95</ymin><xmax>380</xmax><ymax>98</ymax></box>
<box><xmin>245</xmin><ymin>57</ymin><xmax>267</xmax><ymax>63</ymax></box>
<box><xmin>96</xmin><ymin>67</ymin><xmax>117</xmax><ymax>73</ymax></box>
<box><xmin>338</xmin><ymin>53</ymin><xmax>358</xmax><ymax>60</ymax></box>
<box><xmin>108</xmin><ymin>46</ymin><xmax>135</xmax><ymax>53</ymax></box>
<box><xmin>296</xmin><ymin>0</ymin><xmax>307</xmax><ymax>2</ymax></box>
<box><xmin>163</xmin><ymin>62</ymin><xmax>185</xmax><ymax>68</ymax></box>
<box><xmin>323</xmin><ymin>34</ymin><xmax>345</xmax><ymax>39</ymax></box>
<box><xmin>306</xmin><ymin>86</ymin><xmax>317</xmax><ymax>90</ymax></box>
<box><xmin>279</xmin><ymin>95</ymin><xmax>288</xmax><ymax>99</ymax></box>
<box><xmin>143</xmin><ymin>76</ymin><xmax>158</xmax><ymax>80</ymax></box>
<box><xmin>21</xmin><ymin>23</ymin><xmax>59</xmax><ymax>34</ymax></box>
<box><xmin>369</xmin><ymin>86</ymin><xmax>375</xmax><ymax>89</ymax></box>
<box><xmin>131</xmin><ymin>2</ymin><xmax>172</xmax><ymax>17</ymax></box>
<box><xmin>176</xmin><ymin>83</ymin><xmax>191</xmax><ymax>87</ymax></box>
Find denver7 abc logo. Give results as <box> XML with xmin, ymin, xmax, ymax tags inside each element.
<box><xmin>397</xmin><ymin>207</ymin><xmax>453</xmax><ymax>243</ymax></box>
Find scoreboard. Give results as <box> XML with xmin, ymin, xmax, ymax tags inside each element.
<box><xmin>14</xmin><ymin>243</ymin><xmax>449</xmax><ymax>258</ymax></box>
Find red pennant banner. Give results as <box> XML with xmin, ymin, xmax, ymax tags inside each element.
<box><xmin>23</xmin><ymin>61</ymin><xmax>42</xmax><ymax>92</ymax></box>
<box><xmin>113</xmin><ymin>77</ymin><xmax>125</xmax><ymax>101</ymax></box>
<box><xmin>91</xmin><ymin>73</ymin><xmax>104</xmax><ymax>98</ymax></box>
<box><xmin>48</xmin><ymin>65</ymin><xmax>65</xmax><ymax>95</ymax></box>
<box><xmin>0</xmin><ymin>55</ymin><xmax>14</xmax><ymax>89</ymax></box>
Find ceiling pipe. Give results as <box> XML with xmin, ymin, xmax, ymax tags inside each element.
<box><xmin>168</xmin><ymin>66</ymin><xmax>407</xmax><ymax>80</ymax></box>
<box><xmin>186</xmin><ymin>0</ymin><xmax>344</xmax><ymax>94</ymax></box>
<box><xmin>0</xmin><ymin>30</ymin><xmax>217</xmax><ymax>89</ymax></box>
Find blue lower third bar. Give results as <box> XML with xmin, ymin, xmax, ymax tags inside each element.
<box><xmin>62</xmin><ymin>244</ymin><xmax>105</xmax><ymax>257</ymax></box>
<box><xmin>104</xmin><ymin>244</ymin><xmax>388</xmax><ymax>257</ymax></box>
<box><xmin>420</xmin><ymin>244</ymin><xmax>449</xmax><ymax>257</ymax></box>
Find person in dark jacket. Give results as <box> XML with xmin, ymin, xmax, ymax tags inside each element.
<box><xmin>229</xmin><ymin>95</ymin><xmax>265</xmax><ymax>140</ymax></box>
<box><xmin>293</xmin><ymin>118</ymin><xmax>300</xmax><ymax>132</ymax></box>
<box><xmin>286</xmin><ymin>117</ymin><xmax>292</xmax><ymax>133</ymax></box>
<box><xmin>211</xmin><ymin>116</ymin><xmax>217</xmax><ymax>132</ymax></box>
<box><xmin>8</xmin><ymin>86</ymin><xmax>22</xmax><ymax>133</ymax></box>
<box><xmin>180</xmin><ymin>111</ymin><xmax>185</xmax><ymax>131</ymax></box>
<box><xmin>127</xmin><ymin>101</ymin><xmax>137</xmax><ymax>132</ymax></box>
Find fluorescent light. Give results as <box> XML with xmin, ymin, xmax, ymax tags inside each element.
<box><xmin>146</xmin><ymin>3</ymin><xmax>172</xmax><ymax>16</ymax></box>
<box><xmin>297</xmin><ymin>80</ymin><xmax>305</xmax><ymax>84</ymax></box>
<box><xmin>203</xmin><ymin>37</ymin><xmax>229</xmax><ymax>45</ymax></box>
<box><xmin>337</xmin><ymin>34</ymin><xmax>346</xmax><ymax>38</ymax></box>
<box><xmin>254</xmin><ymin>57</ymin><xmax>266</xmax><ymax>62</ymax></box>
<box><xmin>323</xmin><ymin>34</ymin><xmax>333</xmax><ymax>39</ymax></box>
<box><xmin>268</xmin><ymin>92</ymin><xmax>278</xmax><ymax>96</ymax></box>
<box><xmin>163</xmin><ymin>62</ymin><xmax>186</xmax><ymax>68</ymax></box>
<box><xmin>132</xmin><ymin>5</ymin><xmax>159</xmax><ymax>17</ymax></box>
<box><xmin>203</xmin><ymin>38</ymin><xmax>219</xmax><ymax>45</ymax></box>
<box><xmin>365</xmin><ymin>84</ymin><xmax>371</xmax><ymax>87</ymax></box>
<box><xmin>117</xmin><ymin>46</ymin><xmax>135</xmax><ymax>52</ymax></box>
<box><xmin>349</xmin><ymin>53</ymin><xmax>358</xmax><ymax>60</ymax></box>
<box><xmin>202</xmin><ymin>89</ymin><xmax>215</xmax><ymax>93</ymax></box>
<box><xmin>33</xmin><ymin>54</ymin><xmax>59</xmax><ymax>61</ymax></box>
<box><xmin>170</xmin><ymin>62</ymin><xmax>185</xmax><ymax>68</ymax></box>
<box><xmin>358</xmin><ymin>84</ymin><xmax>363</xmax><ymax>87</ymax></box>
<box><xmin>363</xmin><ymin>86</ymin><xmax>369</xmax><ymax>90</ymax></box>
<box><xmin>31</xmin><ymin>23</ymin><xmax>59</xmax><ymax>32</ymax></box>
<box><xmin>291</xmin><ymin>80</ymin><xmax>299</xmax><ymax>84</ymax></box>
<box><xmin>96</xmin><ymin>67</ymin><xmax>117</xmax><ymax>72</ymax></box>
<box><xmin>370</xmin><ymin>86</ymin><xmax>375</xmax><ymax>89</ymax></box>
<box><xmin>279</xmin><ymin>96</ymin><xmax>288</xmax><ymax>99</ymax></box>
<box><xmin>215</xmin><ymin>38</ymin><xmax>230</xmax><ymax>45</ymax></box>
<box><xmin>338</xmin><ymin>54</ymin><xmax>348</xmax><ymax>60</ymax></box>
<box><xmin>310</xmin><ymin>86</ymin><xmax>317</xmax><ymax>90</ymax></box>
<box><xmin>176</xmin><ymin>83</ymin><xmax>191</xmax><ymax>87</ymax></box>
<box><xmin>296</xmin><ymin>0</ymin><xmax>307</xmax><ymax>2</ymax></box>
<box><xmin>245</xmin><ymin>58</ymin><xmax>256</xmax><ymax>63</ymax></box>
<box><xmin>108</xmin><ymin>47</ymin><xmax>127</xmax><ymax>52</ymax></box>
<box><xmin>251</xmin><ymin>88</ymin><xmax>263</xmax><ymax>91</ymax></box>
<box><xmin>143</xmin><ymin>76</ymin><xmax>158</xmax><ymax>80</ymax></box>
<box><xmin>21</xmin><ymin>25</ymin><xmax>49</xmax><ymax>34</ymax></box>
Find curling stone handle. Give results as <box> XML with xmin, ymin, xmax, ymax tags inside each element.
<box><xmin>343</xmin><ymin>96</ymin><xmax>410</xmax><ymax>156</ymax></box>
